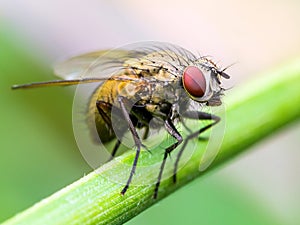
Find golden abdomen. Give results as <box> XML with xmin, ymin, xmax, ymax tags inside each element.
<box><xmin>87</xmin><ymin>78</ymin><xmax>141</xmax><ymax>144</ymax></box>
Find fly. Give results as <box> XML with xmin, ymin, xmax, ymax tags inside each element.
<box><xmin>12</xmin><ymin>42</ymin><xmax>230</xmax><ymax>199</ymax></box>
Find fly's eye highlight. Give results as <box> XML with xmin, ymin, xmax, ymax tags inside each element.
<box><xmin>182</xmin><ymin>66</ymin><xmax>206</xmax><ymax>97</ymax></box>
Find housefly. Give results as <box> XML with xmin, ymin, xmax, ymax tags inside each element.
<box><xmin>12</xmin><ymin>42</ymin><xmax>230</xmax><ymax>198</ymax></box>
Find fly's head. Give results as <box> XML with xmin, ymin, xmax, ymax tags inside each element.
<box><xmin>182</xmin><ymin>57</ymin><xmax>230</xmax><ymax>106</ymax></box>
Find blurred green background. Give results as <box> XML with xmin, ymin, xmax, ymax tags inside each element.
<box><xmin>1</xmin><ymin>1</ymin><xmax>299</xmax><ymax>224</ymax></box>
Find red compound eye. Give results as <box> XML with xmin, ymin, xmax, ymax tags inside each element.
<box><xmin>182</xmin><ymin>66</ymin><xmax>206</xmax><ymax>97</ymax></box>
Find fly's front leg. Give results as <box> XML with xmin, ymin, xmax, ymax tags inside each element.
<box><xmin>118</xmin><ymin>96</ymin><xmax>142</xmax><ymax>195</ymax></box>
<box><xmin>154</xmin><ymin>117</ymin><xmax>183</xmax><ymax>199</ymax></box>
<box><xmin>173</xmin><ymin>111</ymin><xmax>220</xmax><ymax>183</ymax></box>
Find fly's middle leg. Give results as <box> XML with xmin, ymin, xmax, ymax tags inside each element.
<box><xmin>153</xmin><ymin>117</ymin><xmax>183</xmax><ymax>199</ymax></box>
<box><xmin>173</xmin><ymin>111</ymin><xmax>220</xmax><ymax>183</ymax></box>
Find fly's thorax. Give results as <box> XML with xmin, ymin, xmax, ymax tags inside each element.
<box><xmin>123</xmin><ymin>52</ymin><xmax>184</xmax><ymax>82</ymax></box>
<box><xmin>135</xmin><ymin>78</ymin><xmax>191</xmax><ymax>120</ymax></box>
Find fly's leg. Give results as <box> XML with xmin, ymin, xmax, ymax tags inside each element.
<box><xmin>96</xmin><ymin>100</ymin><xmax>112</xmax><ymax>126</ymax></box>
<box><xmin>107</xmin><ymin>139</ymin><xmax>122</xmax><ymax>161</ymax></box>
<box><xmin>142</xmin><ymin>126</ymin><xmax>149</xmax><ymax>140</ymax></box>
<box><xmin>118</xmin><ymin>96</ymin><xmax>142</xmax><ymax>195</ymax></box>
<box><xmin>154</xmin><ymin>118</ymin><xmax>183</xmax><ymax>199</ymax></box>
<box><xmin>173</xmin><ymin>111</ymin><xmax>220</xmax><ymax>183</ymax></box>
<box><xmin>96</xmin><ymin>100</ymin><xmax>123</xmax><ymax>161</ymax></box>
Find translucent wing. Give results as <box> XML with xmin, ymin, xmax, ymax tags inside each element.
<box><xmin>12</xmin><ymin>49</ymin><xmax>145</xmax><ymax>89</ymax></box>
<box><xmin>54</xmin><ymin>50</ymin><xmax>145</xmax><ymax>80</ymax></box>
<box><xmin>54</xmin><ymin>50</ymin><xmax>109</xmax><ymax>79</ymax></box>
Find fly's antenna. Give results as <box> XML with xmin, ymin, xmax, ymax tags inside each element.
<box><xmin>218</xmin><ymin>62</ymin><xmax>236</xmax><ymax>79</ymax></box>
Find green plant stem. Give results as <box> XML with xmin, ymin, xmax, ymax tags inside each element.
<box><xmin>3</xmin><ymin>59</ymin><xmax>300</xmax><ymax>225</ymax></box>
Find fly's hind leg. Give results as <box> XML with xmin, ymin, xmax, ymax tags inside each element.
<box><xmin>96</xmin><ymin>100</ymin><xmax>123</xmax><ymax>161</ymax></box>
<box><xmin>142</xmin><ymin>126</ymin><xmax>149</xmax><ymax>140</ymax></box>
<box><xmin>107</xmin><ymin>139</ymin><xmax>122</xmax><ymax>161</ymax></box>
<box><xmin>154</xmin><ymin>117</ymin><xmax>183</xmax><ymax>199</ymax></box>
<box><xmin>173</xmin><ymin>111</ymin><xmax>220</xmax><ymax>183</ymax></box>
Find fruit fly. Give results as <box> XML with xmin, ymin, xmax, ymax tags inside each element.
<box><xmin>12</xmin><ymin>42</ymin><xmax>230</xmax><ymax>198</ymax></box>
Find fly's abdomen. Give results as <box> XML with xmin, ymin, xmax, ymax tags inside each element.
<box><xmin>87</xmin><ymin>82</ymin><xmax>115</xmax><ymax>144</ymax></box>
<box><xmin>88</xmin><ymin>78</ymin><xmax>142</xmax><ymax>144</ymax></box>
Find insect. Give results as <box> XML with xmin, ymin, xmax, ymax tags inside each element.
<box><xmin>12</xmin><ymin>42</ymin><xmax>230</xmax><ymax>198</ymax></box>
